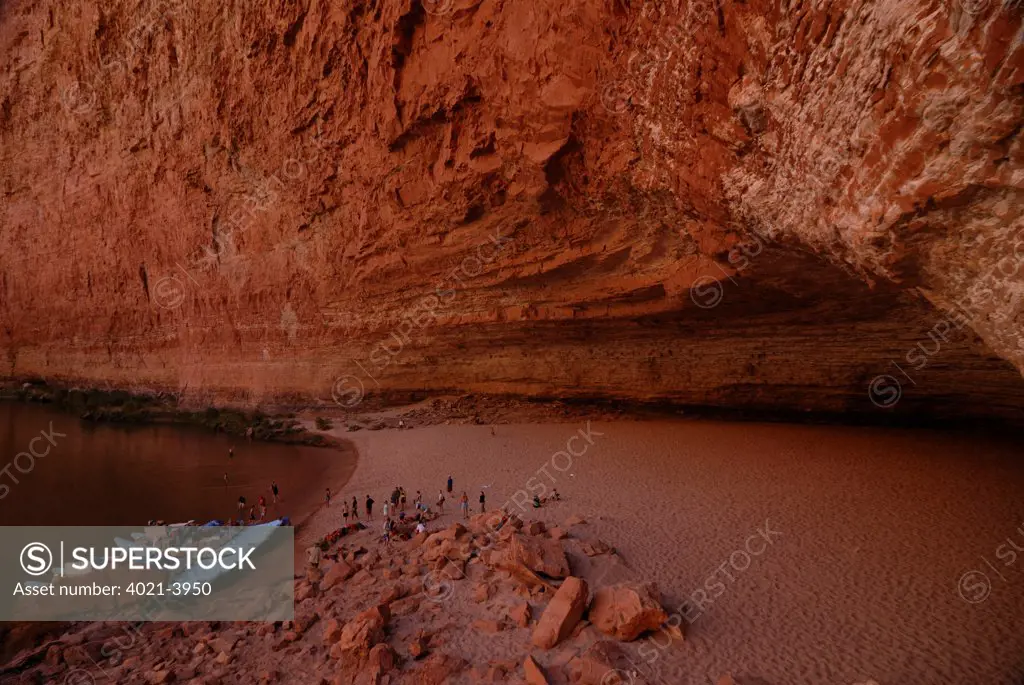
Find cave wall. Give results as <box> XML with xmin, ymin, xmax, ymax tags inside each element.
<box><xmin>1</xmin><ymin>0</ymin><xmax>1022</xmax><ymax>420</ymax></box>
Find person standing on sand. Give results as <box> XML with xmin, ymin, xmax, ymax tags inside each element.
<box><xmin>447</xmin><ymin>475</ymin><xmax>453</xmax><ymax>494</ymax></box>
<box><xmin>343</xmin><ymin>501</ymin><xmax>349</xmax><ymax>523</ymax></box>
<box><xmin>414</xmin><ymin>490</ymin><xmax>422</xmax><ymax>509</ymax></box>
<box><xmin>351</xmin><ymin>496</ymin><xmax>359</xmax><ymax>520</ymax></box>
<box><xmin>460</xmin><ymin>492</ymin><xmax>469</xmax><ymax>519</ymax></box>
<box><xmin>479</xmin><ymin>491</ymin><xmax>486</xmax><ymax>513</ymax></box>
<box><xmin>238</xmin><ymin>495</ymin><xmax>246</xmax><ymax>515</ymax></box>
<box><xmin>229</xmin><ymin>446</ymin><xmax>234</xmax><ymax>459</ymax></box>
<box><xmin>400</xmin><ymin>488</ymin><xmax>407</xmax><ymax>512</ymax></box>
<box><xmin>437</xmin><ymin>490</ymin><xmax>445</xmax><ymax>515</ymax></box>
<box><xmin>382</xmin><ymin>500</ymin><xmax>390</xmax><ymax>519</ymax></box>
<box><xmin>272</xmin><ymin>481</ymin><xmax>280</xmax><ymax>504</ymax></box>
<box><xmin>325</xmin><ymin>488</ymin><xmax>332</xmax><ymax>507</ymax></box>
<box><xmin>223</xmin><ymin>472</ymin><xmax>229</xmax><ymax>487</ymax></box>
<box><xmin>366</xmin><ymin>495</ymin><xmax>374</xmax><ymax>520</ymax></box>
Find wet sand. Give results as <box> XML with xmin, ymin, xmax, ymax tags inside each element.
<box><xmin>301</xmin><ymin>419</ymin><xmax>1024</xmax><ymax>685</ymax></box>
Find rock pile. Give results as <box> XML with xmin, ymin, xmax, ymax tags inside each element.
<box><xmin>2</xmin><ymin>512</ymin><xmax>692</xmax><ymax>684</ymax></box>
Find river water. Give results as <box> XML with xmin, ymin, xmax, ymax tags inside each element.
<box><xmin>0</xmin><ymin>402</ymin><xmax>355</xmax><ymax>527</ymax></box>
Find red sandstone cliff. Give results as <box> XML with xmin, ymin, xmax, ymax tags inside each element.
<box><xmin>1</xmin><ymin>0</ymin><xmax>1022</xmax><ymax>421</ymax></box>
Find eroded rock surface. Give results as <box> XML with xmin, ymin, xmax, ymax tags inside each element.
<box><xmin>1</xmin><ymin>1</ymin><xmax>1022</xmax><ymax>420</ymax></box>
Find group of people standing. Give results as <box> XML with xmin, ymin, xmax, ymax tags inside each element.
<box><xmin>325</xmin><ymin>489</ymin><xmax>376</xmax><ymax>523</ymax></box>
<box><xmin>225</xmin><ymin>445</ymin><xmax>284</xmax><ymax>525</ymax></box>
<box><xmin>375</xmin><ymin>475</ymin><xmax>494</xmax><ymax>544</ymax></box>
<box><xmin>234</xmin><ymin>480</ymin><xmax>281</xmax><ymax>525</ymax></box>
<box><xmin>327</xmin><ymin>474</ymin><xmax>503</xmax><ymax>548</ymax></box>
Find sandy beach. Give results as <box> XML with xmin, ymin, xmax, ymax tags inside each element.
<box><xmin>297</xmin><ymin>418</ymin><xmax>1024</xmax><ymax>685</ymax></box>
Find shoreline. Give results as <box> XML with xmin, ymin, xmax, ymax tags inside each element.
<box><xmin>0</xmin><ymin>399</ymin><xmax>359</xmax><ymax>532</ymax></box>
<box><xmin>290</xmin><ymin>441</ymin><xmax>361</xmax><ymax>538</ymax></box>
<box><xmin>5</xmin><ymin>376</ymin><xmax>1023</xmax><ymax>434</ymax></box>
<box><xmin>0</xmin><ymin>381</ymin><xmax>341</xmax><ymax>449</ymax></box>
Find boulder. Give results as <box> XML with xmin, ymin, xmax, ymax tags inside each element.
<box><xmin>380</xmin><ymin>583</ymin><xmax>407</xmax><ymax>604</ymax></box>
<box><xmin>148</xmin><ymin>670</ymin><xmax>176</xmax><ymax>684</ymax></box>
<box><xmin>294</xmin><ymin>609</ymin><xmax>320</xmax><ymax>635</ymax></box>
<box><xmin>209</xmin><ymin>636</ymin><xmax>239</xmax><ymax>655</ymax></box>
<box><xmin>425</xmin><ymin>523</ymin><xmax>467</xmax><ymax>546</ymax></box>
<box><xmin>414</xmin><ymin>653</ymin><xmax>468</xmax><ymax>685</ymax></box>
<box><xmin>507</xmin><ymin>603</ymin><xmax>532</xmax><ymax>627</ymax></box>
<box><xmin>531</xmin><ymin>576</ymin><xmax>589</xmax><ymax>649</ymax></box>
<box><xmin>63</xmin><ymin>640</ymin><xmax>105</xmax><ymax>668</ymax></box>
<box><xmin>295</xmin><ymin>582</ymin><xmax>318</xmax><ymax>603</ymax></box>
<box><xmin>588</xmin><ymin>582</ymin><xmax>669</xmax><ymax>641</ymax></box>
<box><xmin>423</xmin><ymin>539</ymin><xmax>456</xmax><ymax>563</ymax></box>
<box><xmin>408</xmin><ymin>634</ymin><xmax>429</xmax><ymax>659</ymax></box>
<box><xmin>507</xmin><ymin>534</ymin><xmax>570</xmax><ymax>579</ymax></box>
<box><xmin>44</xmin><ymin>645</ymin><xmax>62</xmax><ymax>667</ymax></box>
<box><xmin>526</xmin><ymin>521</ymin><xmax>547</xmax><ymax>535</ymax></box>
<box><xmin>391</xmin><ymin>596</ymin><xmax>421</xmax><ymax>616</ymax></box>
<box><xmin>566</xmin><ymin>641</ymin><xmax>647</xmax><ymax>685</ymax></box>
<box><xmin>332</xmin><ymin>605</ymin><xmax>390</xmax><ymax>664</ymax></box>
<box><xmin>322</xmin><ymin>618</ymin><xmax>342</xmax><ymax>645</ymax></box>
<box><xmin>321</xmin><ymin>561</ymin><xmax>356</xmax><ymax>590</ymax></box>
<box><xmin>579</xmin><ymin>539</ymin><xmax>612</xmax><ymax>557</ymax></box>
<box><xmin>362</xmin><ymin>643</ymin><xmax>395</xmax><ymax>683</ymax></box>
<box><xmin>441</xmin><ymin>557</ymin><xmax>466</xmax><ymax>580</ymax></box>
<box><xmin>350</xmin><ymin>569</ymin><xmax>375</xmax><ymax>585</ymax></box>
<box><xmin>407</xmin><ymin>531</ymin><xmax>429</xmax><ymax>549</ymax></box>
<box><xmin>471</xmin><ymin>619</ymin><xmax>504</xmax><ymax>634</ymax></box>
<box><xmin>469</xmin><ymin>511</ymin><xmax>506</xmax><ymax>535</ymax></box>
<box><xmin>524</xmin><ymin>655</ymin><xmax>549</xmax><ymax>685</ymax></box>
